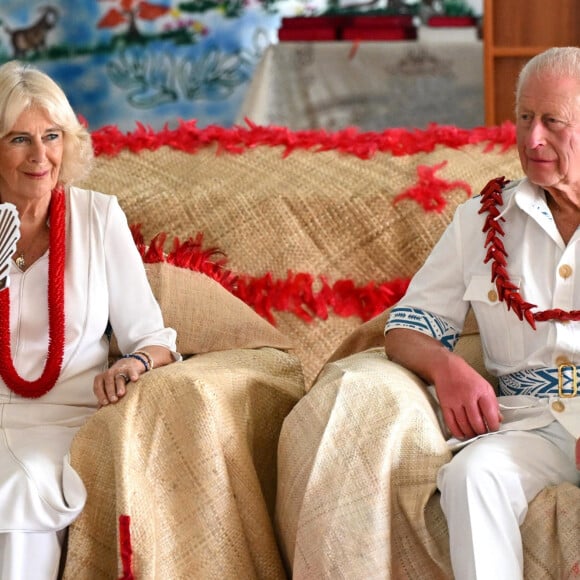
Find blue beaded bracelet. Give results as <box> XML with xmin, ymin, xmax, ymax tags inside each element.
<box><xmin>123</xmin><ymin>353</ymin><xmax>150</xmax><ymax>372</ymax></box>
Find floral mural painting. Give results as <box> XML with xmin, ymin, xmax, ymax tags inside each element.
<box><xmin>0</xmin><ymin>0</ymin><xmax>279</xmax><ymax>131</ymax></box>
<box><xmin>0</xmin><ymin>1</ymin><xmax>481</xmax><ymax>130</ymax></box>
<box><xmin>97</xmin><ymin>1</ymin><xmax>171</xmax><ymax>41</ymax></box>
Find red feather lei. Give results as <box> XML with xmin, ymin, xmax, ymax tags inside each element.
<box><xmin>480</xmin><ymin>177</ymin><xmax>580</xmax><ymax>329</ymax></box>
<box><xmin>0</xmin><ymin>187</ymin><xmax>66</xmax><ymax>398</ymax></box>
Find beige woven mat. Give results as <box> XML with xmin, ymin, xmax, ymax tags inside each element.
<box><xmin>64</xmin><ymin>348</ymin><xmax>304</xmax><ymax>579</ymax></box>
<box><xmin>80</xmin><ymin>143</ymin><xmax>522</xmax><ymax>281</ymax></box>
<box><xmin>80</xmin><ymin>143</ymin><xmax>523</xmax><ymax>385</ymax></box>
<box><xmin>276</xmin><ymin>348</ymin><xmax>580</xmax><ymax>579</ymax></box>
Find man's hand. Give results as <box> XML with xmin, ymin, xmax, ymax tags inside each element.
<box><xmin>385</xmin><ymin>328</ymin><xmax>501</xmax><ymax>441</ymax></box>
<box><xmin>433</xmin><ymin>355</ymin><xmax>501</xmax><ymax>440</ymax></box>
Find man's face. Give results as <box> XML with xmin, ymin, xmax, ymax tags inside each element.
<box><xmin>516</xmin><ymin>72</ymin><xmax>580</xmax><ymax>194</ymax></box>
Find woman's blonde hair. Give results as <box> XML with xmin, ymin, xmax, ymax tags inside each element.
<box><xmin>0</xmin><ymin>60</ymin><xmax>94</xmax><ymax>185</ymax></box>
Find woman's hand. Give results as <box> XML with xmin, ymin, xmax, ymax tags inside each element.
<box><xmin>93</xmin><ymin>356</ymin><xmax>144</xmax><ymax>408</ymax></box>
<box><xmin>93</xmin><ymin>346</ymin><xmax>175</xmax><ymax>408</ymax></box>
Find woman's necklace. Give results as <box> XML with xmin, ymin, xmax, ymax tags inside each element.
<box><xmin>15</xmin><ymin>225</ymin><xmax>48</xmax><ymax>270</ymax></box>
<box><xmin>480</xmin><ymin>177</ymin><xmax>580</xmax><ymax>330</ymax></box>
<box><xmin>0</xmin><ymin>186</ymin><xmax>66</xmax><ymax>398</ymax></box>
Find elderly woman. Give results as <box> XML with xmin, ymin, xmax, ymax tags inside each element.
<box><xmin>0</xmin><ymin>61</ymin><xmax>178</xmax><ymax>578</ymax></box>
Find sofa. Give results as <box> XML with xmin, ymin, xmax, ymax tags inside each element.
<box><xmin>60</xmin><ymin>120</ymin><xmax>578</xmax><ymax>578</ymax></box>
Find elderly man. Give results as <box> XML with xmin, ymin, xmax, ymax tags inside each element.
<box><xmin>385</xmin><ymin>46</ymin><xmax>580</xmax><ymax>579</ymax></box>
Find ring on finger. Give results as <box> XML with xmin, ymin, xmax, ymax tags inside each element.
<box><xmin>115</xmin><ymin>373</ymin><xmax>130</xmax><ymax>384</ymax></box>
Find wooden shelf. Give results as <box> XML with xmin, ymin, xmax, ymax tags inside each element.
<box><xmin>483</xmin><ymin>0</ymin><xmax>580</xmax><ymax>125</ymax></box>
<box><xmin>489</xmin><ymin>46</ymin><xmax>557</xmax><ymax>57</ymax></box>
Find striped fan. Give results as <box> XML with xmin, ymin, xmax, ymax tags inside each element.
<box><xmin>0</xmin><ymin>203</ymin><xmax>20</xmax><ymax>289</ymax></box>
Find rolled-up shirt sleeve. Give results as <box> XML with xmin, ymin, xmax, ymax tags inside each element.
<box><xmin>385</xmin><ymin>205</ymin><xmax>471</xmax><ymax>350</ymax></box>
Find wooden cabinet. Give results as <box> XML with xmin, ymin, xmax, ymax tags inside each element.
<box><xmin>483</xmin><ymin>0</ymin><xmax>580</xmax><ymax>126</ymax></box>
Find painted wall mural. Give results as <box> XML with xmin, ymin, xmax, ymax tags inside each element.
<box><xmin>0</xmin><ymin>1</ymin><xmax>280</xmax><ymax>131</ymax></box>
<box><xmin>0</xmin><ymin>1</ymin><xmax>480</xmax><ymax>131</ymax></box>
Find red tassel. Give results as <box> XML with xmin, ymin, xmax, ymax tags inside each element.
<box><xmin>523</xmin><ymin>307</ymin><xmax>537</xmax><ymax>330</ymax></box>
<box><xmin>483</xmin><ymin>214</ymin><xmax>505</xmax><ymax>235</ymax></box>
<box><xmin>484</xmin><ymin>245</ymin><xmax>507</xmax><ymax>265</ymax></box>
<box><xmin>143</xmin><ymin>232</ymin><xmax>167</xmax><ymax>263</ymax></box>
<box><xmin>118</xmin><ymin>515</ymin><xmax>134</xmax><ymax>580</ymax></box>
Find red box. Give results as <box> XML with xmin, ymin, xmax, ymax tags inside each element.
<box><xmin>280</xmin><ymin>16</ymin><xmax>344</xmax><ymax>29</ymax></box>
<box><xmin>348</xmin><ymin>15</ymin><xmax>415</xmax><ymax>29</ymax></box>
<box><xmin>278</xmin><ymin>28</ymin><xmax>338</xmax><ymax>41</ymax></box>
<box><xmin>427</xmin><ymin>16</ymin><xmax>477</xmax><ymax>27</ymax></box>
<box><xmin>278</xmin><ymin>16</ymin><xmax>342</xmax><ymax>41</ymax></box>
<box><xmin>278</xmin><ymin>14</ymin><xmax>418</xmax><ymax>42</ymax></box>
<box><xmin>341</xmin><ymin>26</ymin><xmax>417</xmax><ymax>41</ymax></box>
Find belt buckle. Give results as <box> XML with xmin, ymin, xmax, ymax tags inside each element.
<box><xmin>558</xmin><ymin>363</ymin><xmax>578</xmax><ymax>398</ymax></box>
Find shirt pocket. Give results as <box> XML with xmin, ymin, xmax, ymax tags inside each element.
<box><xmin>463</xmin><ymin>275</ymin><xmax>524</xmax><ymax>366</ymax></box>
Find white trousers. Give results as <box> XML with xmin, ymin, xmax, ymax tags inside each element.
<box><xmin>437</xmin><ymin>421</ymin><xmax>579</xmax><ymax>580</ymax></box>
<box><xmin>0</xmin><ymin>529</ymin><xmax>65</xmax><ymax>580</ymax></box>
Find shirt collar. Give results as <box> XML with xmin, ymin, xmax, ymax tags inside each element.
<box><xmin>496</xmin><ymin>177</ymin><xmax>563</xmax><ymax>246</ymax></box>
<box><xmin>496</xmin><ymin>177</ymin><xmax>550</xmax><ymax>220</ymax></box>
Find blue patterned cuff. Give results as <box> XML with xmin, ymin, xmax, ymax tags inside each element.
<box><xmin>385</xmin><ymin>306</ymin><xmax>460</xmax><ymax>351</ymax></box>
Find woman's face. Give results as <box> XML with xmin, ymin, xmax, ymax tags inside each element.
<box><xmin>0</xmin><ymin>106</ymin><xmax>63</xmax><ymax>204</ymax></box>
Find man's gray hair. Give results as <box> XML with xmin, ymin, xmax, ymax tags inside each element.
<box><xmin>516</xmin><ymin>46</ymin><xmax>580</xmax><ymax>103</ymax></box>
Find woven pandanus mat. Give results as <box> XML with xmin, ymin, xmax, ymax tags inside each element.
<box><xmin>80</xmin><ymin>142</ymin><xmax>521</xmax><ymax>282</ymax></box>
<box><xmin>80</xmin><ymin>142</ymin><xmax>522</xmax><ymax>385</ymax></box>
<box><xmin>64</xmin><ymin>348</ymin><xmax>303</xmax><ymax>579</ymax></box>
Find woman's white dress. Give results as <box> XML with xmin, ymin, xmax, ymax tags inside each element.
<box><xmin>0</xmin><ymin>186</ymin><xmax>177</xmax><ymax>533</ymax></box>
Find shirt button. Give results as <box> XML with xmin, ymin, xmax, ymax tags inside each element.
<box><xmin>559</xmin><ymin>264</ymin><xmax>573</xmax><ymax>279</ymax></box>
<box><xmin>555</xmin><ymin>355</ymin><xmax>572</xmax><ymax>366</ymax></box>
<box><xmin>487</xmin><ymin>289</ymin><xmax>498</xmax><ymax>302</ymax></box>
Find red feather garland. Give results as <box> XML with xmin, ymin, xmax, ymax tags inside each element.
<box><xmin>131</xmin><ymin>225</ymin><xmax>410</xmax><ymax>324</ymax></box>
<box><xmin>0</xmin><ymin>188</ymin><xmax>66</xmax><ymax>398</ymax></box>
<box><xmin>91</xmin><ymin>120</ymin><xmax>517</xmax><ymax>160</ymax></box>
<box><xmin>480</xmin><ymin>176</ymin><xmax>580</xmax><ymax>328</ymax></box>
